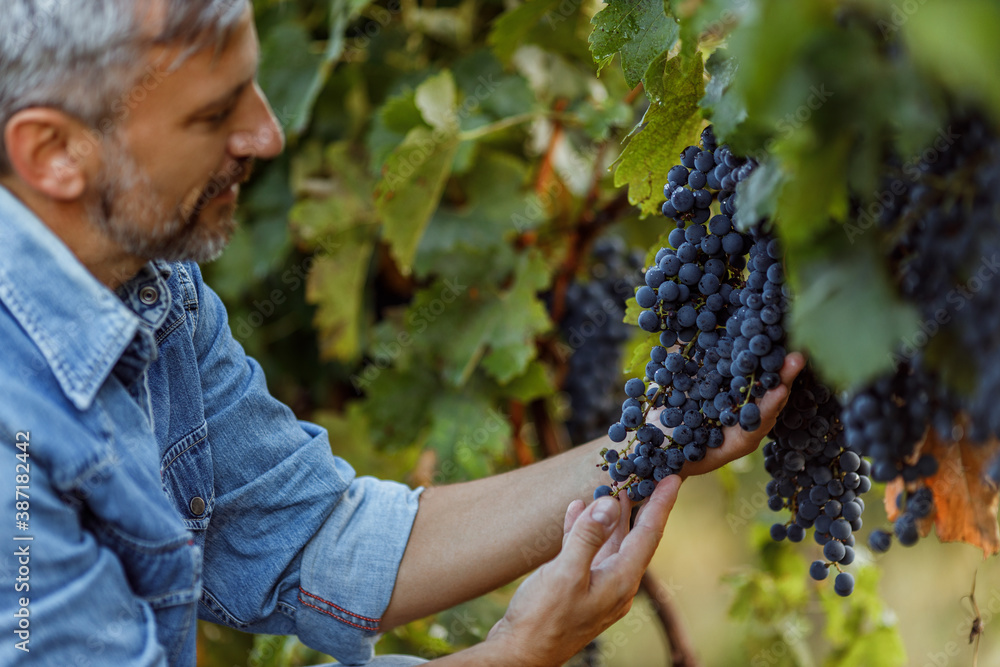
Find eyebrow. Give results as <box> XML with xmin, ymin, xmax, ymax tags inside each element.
<box><xmin>187</xmin><ymin>77</ymin><xmax>254</xmax><ymax>120</ymax></box>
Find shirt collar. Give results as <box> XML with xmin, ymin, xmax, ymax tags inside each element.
<box><xmin>0</xmin><ymin>185</ymin><xmax>172</xmax><ymax>411</ymax></box>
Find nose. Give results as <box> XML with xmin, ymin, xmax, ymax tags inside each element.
<box><xmin>230</xmin><ymin>82</ymin><xmax>285</xmax><ymax>160</ymax></box>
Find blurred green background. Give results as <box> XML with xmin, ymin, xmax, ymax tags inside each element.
<box><xmin>194</xmin><ymin>0</ymin><xmax>1000</xmax><ymax>664</ymax></box>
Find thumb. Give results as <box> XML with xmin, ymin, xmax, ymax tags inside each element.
<box><xmin>556</xmin><ymin>497</ymin><xmax>621</xmax><ymax>576</ymax></box>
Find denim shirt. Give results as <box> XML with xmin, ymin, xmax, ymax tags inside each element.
<box><xmin>0</xmin><ymin>186</ymin><xmax>422</xmax><ymax>666</ymax></box>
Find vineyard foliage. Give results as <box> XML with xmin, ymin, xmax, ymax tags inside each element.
<box><xmin>198</xmin><ymin>0</ymin><xmax>1000</xmax><ymax>663</ymax></box>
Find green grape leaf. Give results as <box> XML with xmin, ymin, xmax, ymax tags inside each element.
<box><xmin>374</xmin><ymin>127</ymin><xmax>461</xmax><ymax>275</ymax></box>
<box><xmin>453</xmin><ymin>50</ymin><xmax>538</xmax><ymax>120</ymax></box>
<box><xmin>820</xmin><ymin>567</ymin><xmax>906</xmax><ymax>667</ymax></box>
<box><xmin>360</xmin><ymin>363</ymin><xmax>438</xmax><ymax>448</ymax></box>
<box><xmin>829</xmin><ymin>627</ymin><xmax>906</xmax><ymax>667</ymax></box>
<box><xmin>305</xmin><ymin>237</ymin><xmax>375</xmax><ymax>362</ymax></box>
<box><xmin>367</xmin><ymin>91</ymin><xmax>430</xmax><ymax>172</ymax></box>
<box><xmin>499</xmin><ymin>361</ymin><xmax>556</xmax><ymax>402</ymax></box>
<box><xmin>480</xmin><ymin>253</ymin><xmax>553</xmax><ymax>383</ymax></box>
<box><xmin>488</xmin><ymin>0</ymin><xmax>563</xmax><ymax>64</ymax></box>
<box><xmin>902</xmin><ymin>0</ymin><xmax>1000</xmax><ymax>121</ymax></box>
<box><xmin>733</xmin><ymin>159</ymin><xmax>784</xmax><ymax>231</ymax></box>
<box><xmin>257</xmin><ymin>0</ymin><xmax>375</xmax><ymax>139</ymax></box>
<box><xmin>414</xmin><ymin>150</ymin><xmax>536</xmax><ymax>279</ymax></box>
<box><xmin>382</xmin><ymin>92</ymin><xmax>427</xmax><ymax>134</ymax></box>
<box><xmin>257</xmin><ymin>21</ymin><xmax>325</xmax><ymax>135</ymax></box>
<box><xmin>572</xmin><ymin>98</ymin><xmax>634</xmax><ymax>141</ymax></box>
<box><xmin>700</xmin><ymin>48</ymin><xmax>747</xmax><ymax>141</ymax></box>
<box><xmin>415</xmin><ymin>71</ymin><xmax>459</xmax><ymax>132</ymax></box>
<box><xmin>589</xmin><ymin>0</ymin><xmax>679</xmax><ymax>89</ymax></box>
<box><xmin>424</xmin><ymin>393</ymin><xmax>512</xmax><ymax>480</ymax></box>
<box><xmin>774</xmin><ymin>131</ymin><xmax>852</xmax><ymax>249</ymax></box>
<box><xmin>613</xmin><ymin>54</ymin><xmax>704</xmax><ymax>217</ymax></box>
<box><xmin>289</xmin><ymin>142</ymin><xmax>378</xmax><ymax>248</ymax></box>
<box><xmin>407</xmin><ymin>251</ymin><xmax>552</xmax><ymax>387</ymax></box>
<box><xmin>623</xmin><ymin>295</ymin><xmax>642</xmax><ymax>327</ymax></box>
<box><xmin>624</xmin><ymin>330</ymin><xmax>659</xmax><ymax>382</ymax></box>
<box><xmin>790</xmin><ymin>242</ymin><xmax>921</xmax><ymax>392</ymax></box>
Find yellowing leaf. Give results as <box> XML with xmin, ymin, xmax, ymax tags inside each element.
<box><xmin>415</xmin><ymin>71</ymin><xmax>459</xmax><ymax>132</ymax></box>
<box><xmin>305</xmin><ymin>240</ymin><xmax>375</xmax><ymax>361</ymax></box>
<box><xmin>922</xmin><ymin>428</ymin><xmax>1000</xmax><ymax>557</ymax></box>
<box><xmin>612</xmin><ymin>54</ymin><xmax>704</xmax><ymax>217</ymax></box>
<box><xmin>374</xmin><ymin>127</ymin><xmax>460</xmax><ymax>275</ymax></box>
<box><xmin>884</xmin><ymin>423</ymin><xmax>1000</xmax><ymax>557</ymax></box>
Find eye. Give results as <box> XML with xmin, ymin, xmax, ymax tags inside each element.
<box><xmin>205</xmin><ymin>105</ymin><xmax>236</xmax><ymax>126</ymax></box>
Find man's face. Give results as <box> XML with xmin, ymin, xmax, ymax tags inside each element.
<box><xmin>87</xmin><ymin>4</ymin><xmax>284</xmax><ymax>265</ymax></box>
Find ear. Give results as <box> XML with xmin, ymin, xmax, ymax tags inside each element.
<box><xmin>4</xmin><ymin>108</ymin><xmax>102</xmax><ymax>201</ymax></box>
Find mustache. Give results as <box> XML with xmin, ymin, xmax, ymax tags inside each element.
<box><xmin>192</xmin><ymin>159</ymin><xmax>255</xmax><ymax>211</ymax></box>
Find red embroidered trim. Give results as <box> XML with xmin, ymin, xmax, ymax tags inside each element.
<box><xmin>298</xmin><ymin>595</ymin><xmax>376</xmax><ymax>631</ymax></box>
<box><xmin>297</xmin><ymin>587</ymin><xmax>381</xmax><ymax>623</ymax></box>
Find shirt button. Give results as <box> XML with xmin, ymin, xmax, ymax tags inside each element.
<box><xmin>189</xmin><ymin>496</ymin><xmax>206</xmax><ymax>516</ymax></box>
<box><xmin>139</xmin><ymin>286</ymin><xmax>159</xmax><ymax>305</ymax></box>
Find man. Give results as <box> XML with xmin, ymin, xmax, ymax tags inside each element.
<box><xmin>0</xmin><ymin>1</ymin><xmax>803</xmax><ymax>665</ymax></box>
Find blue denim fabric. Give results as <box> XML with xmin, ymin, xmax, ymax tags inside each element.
<box><xmin>0</xmin><ymin>186</ymin><xmax>423</xmax><ymax>666</ymax></box>
<box><xmin>311</xmin><ymin>657</ymin><xmax>428</xmax><ymax>666</ymax></box>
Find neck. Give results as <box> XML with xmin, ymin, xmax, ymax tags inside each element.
<box><xmin>1</xmin><ymin>180</ymin><xmax>144</xmax><ymax>290</ymax></box>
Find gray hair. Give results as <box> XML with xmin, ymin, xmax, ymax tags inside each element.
<box><xmin>0</xmin><ymin>0</ymin><xmax>248</xmax><ymax>175</ymax></box>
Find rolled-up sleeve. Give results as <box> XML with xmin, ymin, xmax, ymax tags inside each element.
<box><xmin>187</xmin><ymin>261</ymin><xmax>422</xmax><ymax>665</ymax></box>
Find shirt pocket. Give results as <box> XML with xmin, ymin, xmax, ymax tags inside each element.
<box><xmin>160</xmin><ymin>420</ymin><xmax>214</xmax><ymax>533</ymax></box>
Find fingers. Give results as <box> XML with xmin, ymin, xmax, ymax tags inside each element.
<box><xmin>679</xmin><ymin>352</ymin><xmax>806</xmax><ymax>478</ymax></box>
<box><xmin>561</xmin><ymin>499</ymin><xmax>586</xmax><ymax>549</ymax></box>
<box><xmin>555</xmin><ymin>496</ymin><xmax>621</xmax><ymax>578</ymax></box>
<box><xmin>609</xmin><ymin>475</ymin><xmax>681</xmax><ymax>576</ymax></box>
<box><xmin>593</xmin><ymin>489</ymin><xmax>633</xmax><ymax>564</ymax></box>
<box><xmin>564</xmin><ymin>500</ymin><xmax>586</xmax><ymax>535</ymax></box>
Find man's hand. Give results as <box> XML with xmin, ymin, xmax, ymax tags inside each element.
<box><xmin>479</xmin><ymin>476</ymin><xmax>681</xmax><ymax>667</ymax></box>
<box><xmin>673</xmin><ymin>350</ymin><xmax>805</xmax><ymax>477</ymax></box>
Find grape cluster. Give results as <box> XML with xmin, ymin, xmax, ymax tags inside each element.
<box><xmin>842</xmin><ymin>362</ymin><xmax>950</xmax><ymax>551</ymax></box>
<box><xmin>560</xmin><ymin>238</ymin><xmax>645</xmax><ymax>443</ymax></box>
<box><xmin>882</xmin><ymin>114</ymin><xmax>1000</xmax><ymax>442</ymax></box>
<box><xmin>764</xmin><ymin>366</ymin><xmax>869</xmax><ymax>596</ymax></box>
<box><xmin>595</xmin><ymin>128</ymin><xmax>789</xmax><ymax>504</ymax></box>
<box><xmin>594</xmin><ymin>126</ymin><xmax>872</xmax><ymax>596</ymax></box>
<box><xmin>836</xmin><ymin>113</ymin><xmax>1000</xmax><ymax>552</ymax></box>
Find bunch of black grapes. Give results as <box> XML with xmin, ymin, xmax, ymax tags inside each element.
<box><xmin>561</xmin><ymin>238</ymin><xmax>644</xmax><ymax>444</ymax></box>
<box><xmin>593</xmin><ymin>126</ymin><xmax>870</xmax><ymax>595</ymax></box>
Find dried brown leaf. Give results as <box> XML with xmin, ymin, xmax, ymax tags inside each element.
<box><xmin>922</xmin><ymin>427</ymin><xmax>1000</xmax><ymax>557</ymax></box>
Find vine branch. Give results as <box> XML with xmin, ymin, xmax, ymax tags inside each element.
<box><xmin>640</xmin><ymin>571</ymin><xmax>701</xmax><ymax>667</ymax></box>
